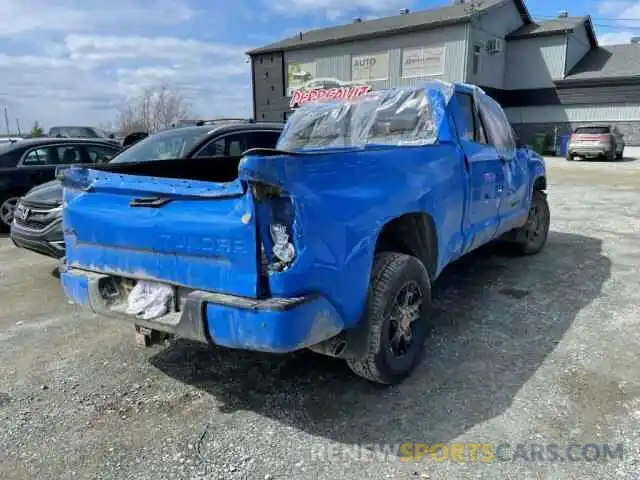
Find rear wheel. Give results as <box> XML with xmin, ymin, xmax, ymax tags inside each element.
<box><xmin>347</xmin><ymin>252</ymin><xmax>431</xmax><ymax>385</ymax></box>
<box><xmin>0</xmin><ymin>196</ymin><xmax>20</xmax><ymax>232</ymax></box>
<box><xmin>511</xmin><ymin>190</ymin><xmax>550</xmax><ymax>255</ymax></box>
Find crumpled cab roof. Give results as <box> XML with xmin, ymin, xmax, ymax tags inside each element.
<box><xmin>276</xmin><ymin>80</ymin><xmax>516</xmax><ymax>159</ymax></box>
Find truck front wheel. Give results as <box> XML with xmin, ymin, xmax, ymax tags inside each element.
<box><xmin>512</xmin><ymin>190</ymin><xmax>550</xmax><ymax>255</ymax></box>
<box><xmin>347</xmin><ymin>252</ymin><xmax>431</xmax><ymax>385</ymax></box>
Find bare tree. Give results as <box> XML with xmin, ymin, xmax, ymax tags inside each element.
<box><xmin>116</xmin><ymin>84</ymin><xmax>192</xmax><ymax>134</ymax></box>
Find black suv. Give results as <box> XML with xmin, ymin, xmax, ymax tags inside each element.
<box><xmin>10</xmin><ymin>120</ymin><xmax>284</xmax><ymax>260</ymax></box>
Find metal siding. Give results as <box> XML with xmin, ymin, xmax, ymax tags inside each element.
<box><xmin>504</xmin><ymin>35</ymin><xmax>566</xmax><ymax>89</ymax></box>
<box><xmin>283</xmin><ymin>24</ymin><xmax>468</xmax><ymax>88</ymax></box>
<box><xmin>467</xmin><ymin>29</ymin><xmax>505</xmax><ymax>88</ymax></box>
<box><xmin>252</xmin><ymin>52</ymin><xmax>289</xmax><ymax>122</ymax></box>
<box><xmin>505</xmin><ymin>104</ymin><xmax>640</xmax><ymax>123</ymax></box>
<box><xmin>565</xmin><ymin>24</ymin><xmax>590</xmax><ymax>73</ymax></box>
<box><xmin>477</xmin><ymin>1</ymin><xmax>523</xmax><ymax>37</ymax></box>
<box><xmin>465</xmin><ymin>2</ymin><xmax>524</xmax><ymax>88</ymax></box>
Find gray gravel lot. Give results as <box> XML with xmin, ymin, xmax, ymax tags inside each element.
<box><xmin>1</xmin><ymin>156</ymin><xmax>639</xmax><ymax>479</ymax></box>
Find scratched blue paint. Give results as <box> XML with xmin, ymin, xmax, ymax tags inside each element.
<box><xmin>60</xmin><ymin>268</ymin><xmax>90</xmax><ymax>306</ymax></box>
<box><xmin>205</xmin><ymin>298</ymin><xmax>344</xmax><ymax>353</ymax></box>
<box><xmin>59</xmin><ymin>82</ymin><xmax>546</xmax><ymax>353</ymax></box>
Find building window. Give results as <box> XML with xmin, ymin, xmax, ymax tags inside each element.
<box><xmin>270</xmin><ymin>56</ymin><xmax>274</xmax><ymax>63</ymax></box>
<box><xmin>259</xmin><ymin>57</ymin><xmax>263</xmax><ymax>64</ymax></box>
<box><xmin>265</xmin><ymin>71</ymin><xmax>269</xmax><ymax>78</ymax></box>
<box><xmin>472</xmin><ymin>44</ymin><xmax>482</xmax><ymax>75</ymax></box>
<box><xmin>283</xmin><ymin>112</ymin><xmax>288</xmax><ymax>121</ymax></box>
<box><xmin>266</xmin><ymin>98</ymin><xmax>270</xmax><ymax>105</ymax></box>
<box><xmin>271</xmin><ymin>85</ymin><xmax>275</xmax><ymax>91</ymax></box>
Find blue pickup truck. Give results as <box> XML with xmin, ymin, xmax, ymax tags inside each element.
<box><xmin>59</xmin><ymin>81</ymin><xmax>549</xmax><ymax>385</ymax></box>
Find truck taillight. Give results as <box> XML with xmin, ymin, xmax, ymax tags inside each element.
<box><xmin>251</xmin><ymin>182</ymin><xmax>296</xmax><ymax>296</ymax></box>
<box><xmin>270</xmin><ymin>224</ymin><xmax>296</xmax><ymax>263</ymax></box>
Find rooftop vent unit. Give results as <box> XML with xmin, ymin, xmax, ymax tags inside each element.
<box><xmin>400</xmin><ymin>8</ymin><xmax>410</xmax><ymax>14</ymax></box>
<box><xmin>558</xmin><ymin>11</ymin><xmax>568</xmax><ymax>17</ymax></box>
<box><xmin>353</xmin><ymin>17</ymin><xmax>362</xmax><ymax>23</ymax></box>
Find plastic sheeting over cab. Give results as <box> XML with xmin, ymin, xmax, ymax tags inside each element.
<box><xmin>276</xmin><ymin>80</ymin><xmax>517</xmax><ymax>159</ymax></box>
<box><xmin>276</xmin><ymin>81</ymin><xmax>455</xmax><ymax>151</ymax></box>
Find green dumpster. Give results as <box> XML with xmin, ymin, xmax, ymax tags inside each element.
<box><xmin>531</xmin><ymin>133</ymin><xmax>547</xmax><ymax>155</ymax></box>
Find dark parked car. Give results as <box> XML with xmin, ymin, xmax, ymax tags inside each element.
<box><xmin>1</xmin><ymin>138</ymin><xmax>121</xmax><ymax>230</ymax></box>
<box><xmin>10</xmin><ymin>120</ymin><xmax>284</xmax><ymax>259</ymax></box>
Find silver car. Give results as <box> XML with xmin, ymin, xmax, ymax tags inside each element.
<box><xmin>566</xmin><ymin>124</ymin><xmax>625</xmax><ymax>161</ymax></box>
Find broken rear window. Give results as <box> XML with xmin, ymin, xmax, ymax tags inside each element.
<box><xmin>277</xmin><ymin>82</ymin><xmax>454</xmax><ymax>151</ymax></box>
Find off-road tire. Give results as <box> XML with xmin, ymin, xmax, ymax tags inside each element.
<box><xmin>346</xmin><ymin>252</ymin><xmax>431</xmax><ymax>385</ymax></box>
<box><xmin>512</xmin><ymin>190</ymin><xmax>550</xmax><ymax>255</ymax></box>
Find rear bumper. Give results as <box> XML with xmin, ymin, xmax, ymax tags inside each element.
<box><xmin>60</xmin><ymin>268</ymin><xmax>345</xmax><ymax>353</ymax></box>
<box><xmin>10</xmin><ymin>220</ymin><xmax>65</xmax><ymax>259</ymax></box>
<box><xmin>567</xmin><ymin>145</ymin><xmax>613</xmax><ymax>157</ymax></box>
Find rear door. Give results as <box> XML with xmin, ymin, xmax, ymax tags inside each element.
<box><xmin>193</xmin><ymin>130</ymin><xmax>281</xmax><ymax>158</ymax></box>
<box><xmin>473</xmin><ymin>92</ymin><xmax>529</xmax><ymax>233</ymax></box>
<box><xmin>452</xmin><ymin>91</ymin><xmax>504</xmax><ymax>250</ymax></box>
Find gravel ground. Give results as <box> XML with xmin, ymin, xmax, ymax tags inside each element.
<box><xmin>1</xmin><ymin>156</ymin><xmax>639</xmax><ymax>480</ymax></box>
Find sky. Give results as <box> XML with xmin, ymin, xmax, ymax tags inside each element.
<box><xmin>0</xmin><ymin>0</ymin><xmax>638</xmax><ymax>131</ymax></box>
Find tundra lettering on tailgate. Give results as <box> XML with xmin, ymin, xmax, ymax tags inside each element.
<box><xmin>158</xmin><ymin>234</ymin><xmax>249</xmax><ymax>256</ymax></box>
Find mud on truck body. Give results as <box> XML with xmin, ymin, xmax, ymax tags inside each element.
<box><xmin>59</xmin><ymin>81</ymin><xmax>549</xmax><ymax>385</ymax></box>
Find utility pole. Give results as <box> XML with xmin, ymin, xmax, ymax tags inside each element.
<box><xmin>15</xmin><ymin>118</ymin><xmax>22</xmax><ymax>136</ymax></box>
<box><xmin>3</xmin><ymin>107</ymin><xmax>10</xmax><ymax>136</ymax></box>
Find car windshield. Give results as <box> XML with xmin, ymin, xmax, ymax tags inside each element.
<box><xmin>575</xmin><ymin>126</ymin><xmax>610</xmax><ymax>134</ymax></box>
<box><xmin>277</xmin><ymin>82</ymin><xmax>453</xmax><ymax>151</ymax></box>
<box><xmin>109</xmin><ymin>127</ymin><xmax>210</xmax><ymax>163</ymax></box>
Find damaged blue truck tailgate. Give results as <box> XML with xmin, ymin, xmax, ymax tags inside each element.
<box><xmin>59</xmin><ymin>81</ymin><xmax>549</xmax><ymax>384</ymax></box>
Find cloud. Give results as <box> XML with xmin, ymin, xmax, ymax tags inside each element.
<box><xmin>266</xmin><ymin>0</ymin><xmax>414</xmax><ymax>20</ymax></box>
<box><xmin>64</xmin><ymin>35</ymin><xmax>250</xmax><ymax>64</ymax></box>
<box><xmin>595</xmin><ymin>0</ymin><xmax>640</xmax><ymax>45</ymax></box>
<box><xmin>0</xmin><ymin>0</ymin><xmax>196</xmax><ymax>37</ymax></box>
<box><xmin>596</xmin><ymin>0</ymin><xmax>640</xmax><ymax>21</ymax></box>
<box><xmin>598</xmin><ymin>31</ymin><xmax>635</xmax><ymax>45</ymax></box>
<box><xmin>0</xmin><ymin>1</ymin><xmax>253</xmax><ymax>129</ymax></box>
<box><xmin>0</xmin><ymin>36</ymin><xmax>252</xmax><ymax>128</ymax></box>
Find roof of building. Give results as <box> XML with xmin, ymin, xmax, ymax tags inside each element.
<box><xmin>506</xmin><ymin>16</ymin><xmax>598</xmax><ymax>48</ymax></box>
<box><xmin>247</xmin><ymin>0</ymin><xmax>531</xmax><ymax>55</ymax></box>
<box><xmin>562</xmin><ymin>43</ymin><xmax>640</xmax><ymax>81</ymax></box>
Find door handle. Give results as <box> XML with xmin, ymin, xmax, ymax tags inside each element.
<box><xmin>129</xmin><ymin>196</ymin><xmax>172</xmax><ymax>208</ymax></box>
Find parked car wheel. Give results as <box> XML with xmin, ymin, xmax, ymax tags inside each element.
<box><xmin>347</xmin><ymin>252</ymin><xmax>431</xmax><ymax>385</ymax></box>
<box><xmin>616</xmin><ymin>148</ymin><xmax>624</xmax><ymax>160</ymax></box>
<box><xmin>0</xmin><ymin>195</ymin><xmax>20</xmax><ymax>232</ymax></box>
<box><xmin>512</xmin><ymin>190</ymin><xmax>550</xmax><ymax>255</ymax></box>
